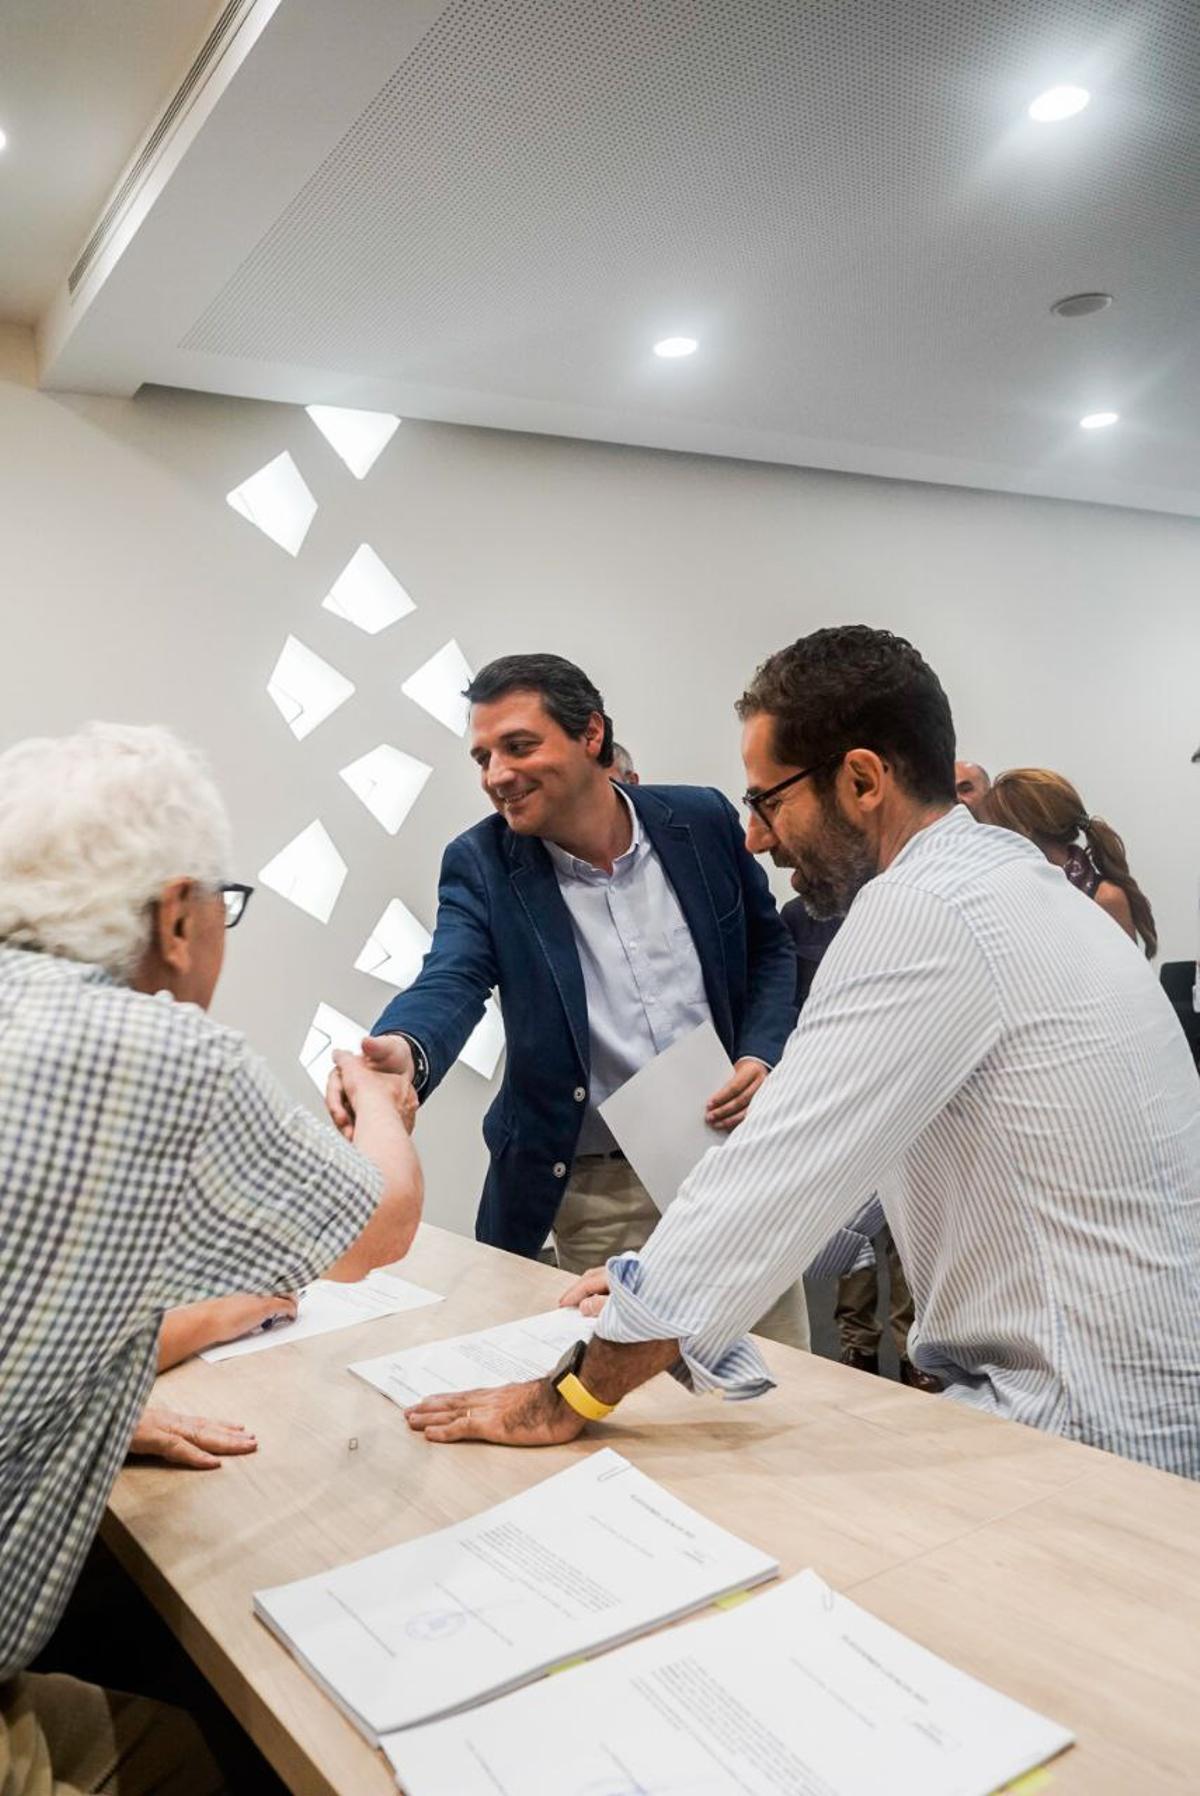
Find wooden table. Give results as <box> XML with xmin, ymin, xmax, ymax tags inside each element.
<box><xmin>104</xmin><ymin>1224</ymin><xmax>1200</xmax><ymax>1794</ymax></box>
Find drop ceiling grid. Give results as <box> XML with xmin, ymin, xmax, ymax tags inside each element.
<box><xmin>178</xmin><ymin>0</ymin><xmax>1200</xmax><ymax>479</ymax></box>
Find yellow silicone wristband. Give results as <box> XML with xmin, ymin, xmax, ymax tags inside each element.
<box><xmin>555</xmin><ymin>1371</ymin><xmax>616</xmax><ymax>1422</ymax></box>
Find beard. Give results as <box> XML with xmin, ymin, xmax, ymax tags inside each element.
<box><xmin>782</xmin><ymin>799</ymin><xmax>878</xmax><ymax>919</ymax></box>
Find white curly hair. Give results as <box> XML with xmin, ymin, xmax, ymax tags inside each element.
<box><xmin>0</xmin><ymin>722</ymin><xmax>233</xmax><ymax>980</ymax></box>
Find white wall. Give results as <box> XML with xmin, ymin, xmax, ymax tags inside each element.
<box><xmin>2</xmin><ymin>376</ymin><xmax>1197</xmax><ymax>1234</ymax></box>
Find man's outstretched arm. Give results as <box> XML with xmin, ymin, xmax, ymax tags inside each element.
<box><xmin>406</xmin><ymin>881</ymin><xmax>1001</xmax><ymax>1447</ymax></box>
<box><xmin>371</xmin><ymin>835</ymin><xmax>499</xmax><ymax>1096</ymax></box>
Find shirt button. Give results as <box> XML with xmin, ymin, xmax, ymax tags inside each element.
<box><xmin>553</xmin><ymin>1161</ymin><xmax>568</xmax><ymax>1178</ymax></box>
<box><xmin>573</xmin><ymin>1087</ymin><xmax>586</xmax><ymax>1103</ymax></box>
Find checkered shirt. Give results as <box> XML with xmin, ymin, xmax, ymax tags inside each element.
<box><xmin>0</xmin><ymin>946</ymin><xmax>381</xmax><ymax>1677</ymax></box>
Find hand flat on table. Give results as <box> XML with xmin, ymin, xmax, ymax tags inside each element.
<box><xmin>127</xmin><ymin>1406</ymin><xmax>258</xmax><ymax>1470</ymax></box>
<box><xmin>405</xmin><ymin>1379</ymin><xmax>587</xmax><ymax>1448</ymax></box>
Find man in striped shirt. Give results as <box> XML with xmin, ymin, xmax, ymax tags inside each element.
<box><xmin>407</xmin><ymin>626</ymin><xmax>1200</xmax><ymax>1479</ymax></box>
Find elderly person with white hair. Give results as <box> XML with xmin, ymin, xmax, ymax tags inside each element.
<box><xmin>0</xmin><ymin>723</ymin><xmax>422</xmax><ymax>1796</ymax></box>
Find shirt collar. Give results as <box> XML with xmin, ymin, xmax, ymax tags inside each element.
<box><xmin>885</xmin><ymin>803</ymin><xmax>971</xmax><ymax>874</ymax></box>
<box><xmin>544</xmin><ymin>784</ymin><xmax>643</xmax><ymax>882</ymax></box>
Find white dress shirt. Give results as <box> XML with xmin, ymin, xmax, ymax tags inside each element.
<box><xmin>546</xmin><ymin>786</ymin><xmax>713</xmax><ymax>1152</ymax></box>
<box><xmin>598</xmin><ymin>804</ymin><xmax>1200</xmax><ymax>1478</ymax></box>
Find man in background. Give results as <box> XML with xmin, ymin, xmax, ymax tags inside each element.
<box><xmin>611</xmin><ymin>741</ymin><xmax>639</xmax><ymax>785</ymax></box>
<box><xmin>779</xmin><ymin>892</ymin><xmax>840</xmax><ymax>1010</ymax></box>
<box><xmin>339</xmin><ymin>653</ymin><xmax>808</xmax><ymax>1344</ymax></box>
<box><xmin>954</xmin><ymin>759</ymin><xmax>990</xmax><ymax>814</ymax></box>
<box><xmin>0</xmin><ymin>724</ymin><xmax>421</xmax><ymax>1791</ymax></box>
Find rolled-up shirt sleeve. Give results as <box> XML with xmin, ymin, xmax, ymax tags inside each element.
<box><xmin>596</xmin><ymin>881</ymin><xmax>1001</xmax><ymax>1396</ymax></box>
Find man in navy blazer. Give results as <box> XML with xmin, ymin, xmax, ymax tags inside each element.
<box><xmin>334</xmin><ymin>654</ymin><xmax>799</xmax><ymax>1328</ymax></box>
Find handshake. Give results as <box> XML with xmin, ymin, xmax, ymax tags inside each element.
<box><xmin>325</xmin><ymin>1033</ymin><xmax>419</xmax><ymax>1141</ymax></box>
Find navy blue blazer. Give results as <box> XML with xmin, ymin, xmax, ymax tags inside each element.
<box><xmin>373</xmin><ymin>783</ymin><xmax>798</xmax><ymax>1256</ymax></box>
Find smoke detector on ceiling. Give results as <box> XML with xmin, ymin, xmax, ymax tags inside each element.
<box><xmin>1051</xmin><ymin>292</ymin><xmax>1113</xmax><ymax>319</ymax></box>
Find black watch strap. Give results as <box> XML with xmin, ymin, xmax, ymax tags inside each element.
<box><xmin>549</xmin><ymin>1338</ymin><xmax>590</xmax><ymax>1384</ymax></box>
<box><xmin>391</xmin><ymin>1032</ymin><xmax>429</xmax><ymax>1092</ymax></box>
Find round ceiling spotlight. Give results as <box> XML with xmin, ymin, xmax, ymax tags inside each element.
<box><xmin>1051</xmin><ymin>292</ymin><xmax>1113</xmax><ymax>319</ymax></box>
<box><xmin>1079</xmin><ymin>411</ymin><xmax>1119</xmax><ymax>430</ymax></box>
<box><xmin>1029</xmin><ymin>85</ymin><xmax>1090</xmax><ymax>122</ymax></box>
<box><xmin>653</xmin><ymin>336</ymin><xmax>698</xmax><ymax>359</ymax></box>
<box><xmin>0</xmin><ymin>127</ymin><xmax>8</xmax><ymax>152</ymax></box>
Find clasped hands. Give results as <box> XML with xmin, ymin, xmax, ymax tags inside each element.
<box><xmin>323</xmin><ymin>1036</ymin><xmax>766</xmax><ymax>1142</ymax></box>
<box><xmin>325</xmin><ymin>1034</ymin><xmax>419</xmax><ymax>1140</ymax></box>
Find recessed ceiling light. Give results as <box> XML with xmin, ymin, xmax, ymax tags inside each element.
<box><xmin>0</xmin><ymin>128</ymin><xmax>8</xmax><ymax>152</ymax></box>
<box><xmin>1051</xmin><ymin>292</ymin><xmax>1113</xmax><ymax>319</ymax></box>
<box><xmin>653</xmin><ymin>336</ymin><xmax>698</xmax><ymax>358</ymax></box>
<box><xmin>1029</xmin><ymin>85</ymin><xmax>1090</xmax><ymax>123</ymax></box>
<box><xmin>1079</xmin><ymin>411</ymin><xmax>1119</xmax><ymax>430</ymax></box>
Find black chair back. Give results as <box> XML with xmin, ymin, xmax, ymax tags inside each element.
<box><xmin>1159</xmin><ymin>961</ymin><xmax>1200</xmax><ymax>1070</ymax></box>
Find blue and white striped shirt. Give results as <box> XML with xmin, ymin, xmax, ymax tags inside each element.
<box><xmin>599</xmin><ymin>805</ymin><xmax>1200</xmax><ymax>1478</ymax></box>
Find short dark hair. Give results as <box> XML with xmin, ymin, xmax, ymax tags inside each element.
<box><xmin>736</xmin><ymin>626</ymin><xmax>956</xmax><ymax>805</ymax></box>
<box><xmin>464</xmin><ymin>654</ymin><xmax>614</xmax><ymax>766</ymax></box>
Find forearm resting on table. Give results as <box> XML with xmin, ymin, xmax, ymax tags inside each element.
<box><xmin>326</xmin><ymin>1090</ymin><xmax>424</xmax><ymax>1281</ymax></box>
<box><xmin>578</xmin><ymin>1334</ymin><xmax>682</xmax><ymax>1406</ymax></box>
<box><xmin>157</xmin><ymin>1300</ymin><xmax>231</xmax><ymax>1371</ymax></box>
<box><xmin>157</xmin><ymin>1292</ymin><xmax>299</xmax><ymax>1370</ymax></box>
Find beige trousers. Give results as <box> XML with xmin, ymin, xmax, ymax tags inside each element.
<box><xmin>834</xmin><ymin>1225</ymin><xmax>914</xmax><ymax>1359</ymax></box>
<box><xmin>551</xmin><ymin>1156</ymin><xmax>811</xmax><ymax>1351</ymax></box>
<box><xmin>0</xmin><ymin>1674</ymin><xmax>222</xmax><ymax>1796</ymax></box>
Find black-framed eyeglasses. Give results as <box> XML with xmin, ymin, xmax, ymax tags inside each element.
<box><xmin>219</xmin><ymin>882</ymin><xmax>255</xmax><ymax>929</ymax></box>
<box><xmin>742</xmin><ymin>754</ymin><xmax>842</xmax><ymax>827</ymax></box>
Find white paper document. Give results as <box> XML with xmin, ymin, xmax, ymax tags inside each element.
<box><xmin>199</xmin><ymin>1271</ymin><xmax>442</xmax><ymax>1362</ymax></box>
<box><xmin>599</xmin><ymin>1018</ymin><xmax>731</xmax><ymax>1212</ymax></box>
<box><xmin>349</xmin><ymin>1305</ymin><xmax>592</xmax><ymax>1409</ymax></box>
<box><xmin>385</xmin><ymin>1568</ymin><xmax>1074</xmax><ymax>1796</ymax></box>
<box><xmin>253</xmin><ymin>1448</ymin><xmax>778</xmax><ymax>1743</ymax></box>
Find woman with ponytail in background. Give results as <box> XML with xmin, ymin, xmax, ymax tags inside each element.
<box><xmin>979</xmin><ymin>768</ymin><xmax>1157</xmax><ymax>958</ymax></box>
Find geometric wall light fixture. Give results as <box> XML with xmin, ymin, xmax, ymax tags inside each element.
<box><xmin>354</xmin><ymin>898</ymin><xmax>432</xmax><ymax>989</ymax></box>
<box><xmin>258</xmin><ymin>820</ymin><xmax>348</xmax><ymax>924</ymax></box>
<box><xmin>401</xmin><ymin>638</ymin><xmax>473</xmax><ymax>737</ymax></box>
<box><xmin>339</xmin><ymin>744</ymin><xmax>432</xmax><ymax>835</ymax></box>
<box><xmin>305</xmin><ymin>405</ymin><xmax>401</xmax><ymax>480</ymax></box>
<box><xmin>460</xmin><ymin>996</ymin><xmax>505</xmax><ymax>1080</ymax></box>
<box><xmin>322</xmin><ymin>544</ymin><xmax>416</xmax><ymax>635</ymax></box>
<box><xmin>353</xmin><ymin>899</ymin><xmax>504</xmax><ymax>1080</ymax></box>
<box><xmin>299</xmin><ymin>999</ymin><xmax>369</xmax><ymax>1095</ymax></box>
<box><xmin>267</xmin><ymin>635</ymin><xmax>355</xmax><ymax>740</ymax></box>
<box><xmin>225</xmin><ymin>451</ymin><xmax>317</xmax><ymax>555</ymax></box>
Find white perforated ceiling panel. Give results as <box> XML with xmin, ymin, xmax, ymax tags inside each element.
<box><xmin>58</xmin><ymin>0</ymin><xmax>1200</xmax><ymax>509</ymax></box>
